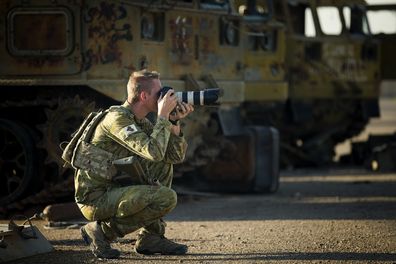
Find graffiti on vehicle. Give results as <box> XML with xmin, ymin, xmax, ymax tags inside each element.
<box><xmin>83</xmin><ymin>2</ymin><xmax>132</xmax><ymax>71</ymax></box>
<box><xmin>169</xmin><ymin>15</ymin><xmax>193</xmax><ymax>65</ymax></box>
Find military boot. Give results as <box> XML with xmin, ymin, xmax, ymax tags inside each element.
<box><xmin>134</xmin><ymin>232</ymin><xmax>188</xmax><ymax>255</ymax></box>
<box><xmin>81</xmin><ymin>221</ymin><xmax>120</xmax><ymax>259</ymax></box>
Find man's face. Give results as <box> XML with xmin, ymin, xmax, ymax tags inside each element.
<box><xmin>144</xmin><ymin>79</ymin><xmax>161</xmax><ymax>112</ymax></box>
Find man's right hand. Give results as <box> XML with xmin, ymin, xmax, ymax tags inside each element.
<box><xmin>157</xmin><ymin>89</ymin><xmax>178</xmax><ymax>119</ymax></box>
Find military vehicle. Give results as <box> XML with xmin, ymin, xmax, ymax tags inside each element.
<box><xmin>0</xmin><ymin>0</ymin><xmax>387</xmax><ymax>211</ymax></box>
<box><xmin>340</xmin><ymin>3</ymin><xmax>396</xmax><ymax>171</ymax></box>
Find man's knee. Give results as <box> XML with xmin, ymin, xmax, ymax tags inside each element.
<box><xmin>78</xmin><ymin>203</ymin><xmax>96</xmax><ymax>221</ymax></box>
<box><xmin>153</xmin><ymin>186</ymin><xmax>177</xmax><ymax>212</ymax></box>
<box><xmin>115</xmin><ymin>185</ymin><xmax>177</xmax><ymax>218</ymax></box>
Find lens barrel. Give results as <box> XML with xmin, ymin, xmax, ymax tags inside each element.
<box><xmin>159</xmin><ymin>86</ymin><xmax>221</xmax><ymax>106</ymax></box>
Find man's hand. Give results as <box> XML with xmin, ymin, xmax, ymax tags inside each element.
<box><xmin>169</xmin><ymin>102</ymin><xmax>193</xmax><ymax>136</ymax></box>
<box><xmin>170</xmin><ymin>102</ymin><xmax>194</xmax><ymax>121</ymax></box>
<box><xmin>157</xmin><ymin>89</ymin><xmax>178</xmax><ymax>119</ymax></box>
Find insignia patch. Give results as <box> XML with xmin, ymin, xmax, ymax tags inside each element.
<box><xmin>120</xmin><ymin>124</ymin><xmax>138</xmax><ymax>139</ymax></box>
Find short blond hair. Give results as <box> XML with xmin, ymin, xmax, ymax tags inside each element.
<box><xmin>127</xmin><ymin>70</ymin><xmax>160</xmax><ymax>103</ymax></box>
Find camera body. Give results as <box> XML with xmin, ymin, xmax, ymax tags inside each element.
<box><xmin>159</xmin><ymin>86</ymin><xmax>222</xmax><ymax>106</ymax></box>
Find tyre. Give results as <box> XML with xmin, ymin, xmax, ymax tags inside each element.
<box><xmin>0</xmin><ymin>119</ymin><xmax>38</xmax><ymax>205</ymax></box>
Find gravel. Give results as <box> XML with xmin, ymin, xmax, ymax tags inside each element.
<box><xmin>2</xmin><ymin>170</ymin><xmax>396</xmax><ymax>264</ymax></box>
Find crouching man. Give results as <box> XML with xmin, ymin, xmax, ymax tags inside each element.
<box><xmin>74</xmin><ymin>70</ymin><xmax>193</xmax><ymax>259</ymax></box>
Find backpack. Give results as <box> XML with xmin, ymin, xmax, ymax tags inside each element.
<box><xmin>61</xmin><ymin>110</ymin><xmax>115</xmax><ymax>177</ymax></box>
<box><xmin>61</xmin><ymin>107</ymin><xmax>147</xmax><ymax>183</ymax></box>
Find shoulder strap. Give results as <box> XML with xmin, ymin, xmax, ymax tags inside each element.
<box><xmin>80</xmin><ymin>109</ymin><xmax>109</xmax><ymax>142</ymax></box>
<box><xmin>61</xmin><ymin>109</ymin><xmax>108</xmax><ymax>165</ymax></box>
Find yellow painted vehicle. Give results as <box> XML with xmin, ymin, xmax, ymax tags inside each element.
<box><xmin>0</xmin><ymin>0</ymin><xmax>388</xmax><ymax>210</ymax></box>
<box><xmin>269</xmin><ymin>0</ymin><xmax>382</xmax><ymax>166</ymax></box>
<box><xmin>0</xmin><ymin>0</ymin><xmax>285</xmax><ymax>209</ymax></box>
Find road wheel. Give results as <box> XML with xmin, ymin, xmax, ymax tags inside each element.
<box><xmin>0</xmin><ymin>119</ymin><xmax>38</xmax><ymax>205</ymax></box>
<box><xmin>37</xmin><ymin>96</ymin><xmax>95</xmax><ymax>178</ymax></box>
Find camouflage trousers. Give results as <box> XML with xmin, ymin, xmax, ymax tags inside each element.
<box><xmin>78</xmin><ymin>185</ymin><xmax>177</xmax><ymax>240</ymax></box>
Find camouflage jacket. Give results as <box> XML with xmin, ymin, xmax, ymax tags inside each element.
<box><xmin>74</xmin><ymin>102</ymin><xmax>187</xmax><ymax>204</ymax></box>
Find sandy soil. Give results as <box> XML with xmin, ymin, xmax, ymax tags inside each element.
<box><xmin>2</xmin><ymin>92</ymin><xmax>395</xmax><ymax>264</ymax></box>
<box><xmin>2</xmin><ymin>170</ymin><xmax>396</xmax><ymax>264</ymax></box>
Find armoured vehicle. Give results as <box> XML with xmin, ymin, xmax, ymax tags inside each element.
<box><xmin>273</xmin><ymin>0</ymin><xmax>394</xmax><ymax>168</ymax></box>
<box><xmin>0</xmin><ymin>0</ymin><xmax>387</xmax><ymax>210</ymax></box>
<box><xmin>271</xmin><ymin>0</ymin><xmax>381</xmax><ymax>166</ymax></box>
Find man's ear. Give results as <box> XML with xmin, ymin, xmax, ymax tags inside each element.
<box><xmin>140</xmin><ymin>91</ymin><xmax>147</xmax><ymax>101</ymax></box>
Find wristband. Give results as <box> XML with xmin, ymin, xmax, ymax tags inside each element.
<box><xmin>169</xmin><ymin>119</ymin><xmax>180</xmax><ymax>126</ymax></box>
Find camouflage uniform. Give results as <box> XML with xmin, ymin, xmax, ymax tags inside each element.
<box><xmin>74</xmin><ymin>101</ymin><xmax>187</xmax><ymax>240</ymax></box>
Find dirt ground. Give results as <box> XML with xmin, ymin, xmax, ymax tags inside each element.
<box><xmin>2</xmin><ymin>170</ymin><xmax>396</xmax><ymax>264</ymax></box>
<box><xmin>2</xmin><ymin>97</ymin><xmax>395</xmax><ymax>264</ymax></box>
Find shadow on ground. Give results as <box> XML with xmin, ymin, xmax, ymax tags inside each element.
<box><xmin>169</xmin><ymin>173</ymin><xmax>396</xmax><ymax>221</ymax></box>
<box><xmin>124</xmin><ymin>252</ymin><xmax>396</xmax><ymax>262</ymax></box>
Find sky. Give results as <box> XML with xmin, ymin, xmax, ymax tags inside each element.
<box><xmin>304</xmin><ymin>0</ymin><xmax>396</xmax><ymax>36</ymax></box>
<box><xmin>366</xmin><ymin>0</ymin><xmax>396</xmax><ymax>4</ymax></box>
<box><xmin>366</xmin><ymin>0</ymin><xmax>396</xmax><ymax>34</ymax></box>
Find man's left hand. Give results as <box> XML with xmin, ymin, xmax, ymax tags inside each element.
<box><xmin>170</xmin><ymin>102</ymin><xmax>194</xmax><ymax>121</ymax></box>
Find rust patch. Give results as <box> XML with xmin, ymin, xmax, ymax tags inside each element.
<box><xmin>198</xmin><ymin>16</ymin><xmax>220</xmax><ymax>68</ymax></box>
<box><xmin>83</xmin><ymin>2</ymin><xmax>132</xmax><ymax>71</ymax></box>
<box><xmin>169</xmin><ymin>15</ymin><xmax>193</xmax><ymax>65</ymax></box>
<box><xmin>16</xmin><ymin>56</ymin><xmax>64</xmax><ymax>68</ymax></box>
<box><xmin>13</xmin><ymin>14</ymin><xmax>67</xmax><ymax>51</ymax></box>
<box><xmin>202</xmin><ymin>134</ymin><xmax>255</xmax><ymax>184</ymax></box>
<box><xmin>198</xmin><ymin>17</ymin><xmax>214</xmax><ymax>57</ymax></box>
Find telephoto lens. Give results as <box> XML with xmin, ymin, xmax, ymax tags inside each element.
<box><xmin>159</xmin><ymin>86</ymin><xmax>222</xmax><ymax>106</ymax></box>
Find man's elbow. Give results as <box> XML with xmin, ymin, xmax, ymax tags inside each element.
<box><xmin>169</xmin><ymin>153</ymin><xmax>186</xmax><ymax>164</ymax></box>
<box><xmin>172</xmin><ymin>144</ymin><xmax>187</xmax><ymax>164</ymax></box>
<box><xmin>148</xmin><ymin>147</ymin><xmax>166</xmax><ymax>162</ymax></box>
<box><xmin>173</xmin><ymin>158</ymin><xmax>185</xmax><ymax>164</ymax></box>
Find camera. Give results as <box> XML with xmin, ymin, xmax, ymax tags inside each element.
<box><xmin>158</xmin><ymin>86</ymin><xmax>222</xmax><ymax>106</ymax></box>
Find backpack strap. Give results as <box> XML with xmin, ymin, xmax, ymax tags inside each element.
<box><xmin>61</xmin><ymin>109</ymin><xmax>108</xmax><ymax>166</ymax></box>
<box><xmin>80</xmin><ymin>109</ymin><xmax>109</xmax><ymax>142</ymax></box>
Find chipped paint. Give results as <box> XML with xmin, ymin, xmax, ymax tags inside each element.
<box><xmin>83</xmin><ymin>1</ymin><xmax>132</xmax><ymax>71</ymax></box>
<box><xmin>169</xmin><ymin>15</ymin><xmax>193</xmax><ymax>65</ymax></box>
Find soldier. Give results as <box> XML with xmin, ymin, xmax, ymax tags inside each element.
<box><xmin>74</xmin><ymin>70</ymin><xmax>194</xmax><ymax>259</ymax></box>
